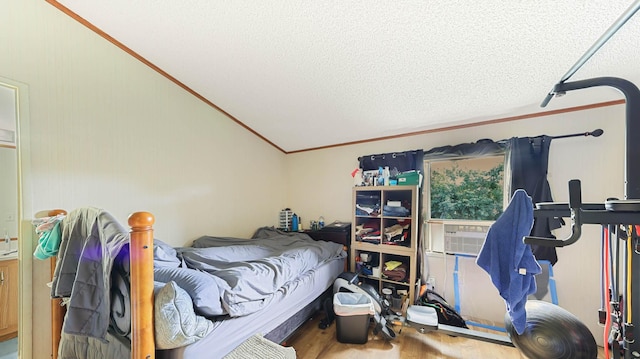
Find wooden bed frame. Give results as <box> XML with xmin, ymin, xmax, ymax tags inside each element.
<box><xmin>49</xmin><ymin>209</ymin><xmax>345</xmax><ymax>359</ymax></box>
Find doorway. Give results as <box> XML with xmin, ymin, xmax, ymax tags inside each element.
<box><xmin>0</xmin><ymin>77</ymin><xmax>31</xmax><ymax>359</ymax></box>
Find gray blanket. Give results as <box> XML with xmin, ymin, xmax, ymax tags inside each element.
<box><xmin>58</xmin><ymin>331</ymin><xmax>130</xmax><ymax>359</ymax></box>
<box><xmin>51</xmin><ymin>207</ymin><xmax>130</xmax><ymax>341</ymax></box>
<box><xmin>178</xmin><ymin>227</ymin><xmax>345</xmax><ymax>316</ymax></box>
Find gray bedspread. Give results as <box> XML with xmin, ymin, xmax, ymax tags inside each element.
<box><xmin>177</xmin><ymin>227</ymin><xmax>345</xmax><ymax>317</ymax></box>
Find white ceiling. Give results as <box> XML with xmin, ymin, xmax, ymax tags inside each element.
<box><xmin>51</xmin><ymin>1</ymin><xmax>640</xmax><ymax>153</ymax></box>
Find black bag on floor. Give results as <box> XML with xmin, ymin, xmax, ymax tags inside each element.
<box><xmin>416</xmin><ymin>289</ymin><xmax>468</xmax><ymax>329</ymax></box>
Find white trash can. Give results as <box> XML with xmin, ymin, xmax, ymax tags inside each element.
<box><xmin>333</xmin><ymin>292</ymin><xmax>375</xmax><ymax>344</ymax></box>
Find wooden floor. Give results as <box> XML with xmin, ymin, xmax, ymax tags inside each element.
<box><xmin>285</xmin><ymin>314</ymin><xmax>606</xmax><ymax>359</ymax></box>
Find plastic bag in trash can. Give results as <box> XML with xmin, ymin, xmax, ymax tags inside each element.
<box><xmin>333</xmin><ymin>292</ymin><xmax>375</xmax><ymax>316</ymax></box>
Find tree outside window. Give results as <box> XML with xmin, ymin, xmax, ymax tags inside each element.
<box><xmin>429</xmin><ymin>157</ymin><xmax>504</xmax><ymax>221</ymax></box>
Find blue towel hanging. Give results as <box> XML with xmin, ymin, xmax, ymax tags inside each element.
<box><xmin>476</xmin><ymin>189</ymin><xmax>541</xmax><ymax>334</ymax></box>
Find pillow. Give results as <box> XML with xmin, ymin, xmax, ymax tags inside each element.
<box><xmin>154</xmin><ymin>281</ymin><xmax>166</xmax><ymax>295</ymax></box>
<box><xmin>154</xmin><ymin>267</ymin><xmax>226</xmax><ymax>316</ymax></box>
<box><xmin>154</xmin><ymin>239</ymin><xmax>181</xmax><ymax>268</ymax></box>
<box><xmin>154</xmin><ymin>281</ymin><xmax>214</xmax><ymax>350</ymax></box>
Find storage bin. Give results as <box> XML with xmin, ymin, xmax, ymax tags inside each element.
<box><xmin>333</xmin><ymin>292</ymin><xmax>374</xmax><ymax>344</ymax></box>
<box><xmin>396</xmin><ymin>171</ymin><xmax>421</xmax><ymax>186</ymax></box>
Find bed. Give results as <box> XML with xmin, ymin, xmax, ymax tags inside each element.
<box><xmin>43</xmin><ymin>208</ymin><xmax>347</xmax><ymax>359</ymax></box>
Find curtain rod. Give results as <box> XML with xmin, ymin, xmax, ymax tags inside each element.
<box><xmin>532</xmin><ymin>128</ymin><xmax>604</xmax><ymax>140</ymax></box>
<box><xmin>495</xmin><ymin>128</ymin><xmax>603</xmax><ymax>144</ymax></box>
<box><xmin>360</xmin><ymin>129</ymin><xmax>603</xmax><ymax>161</ymax></box>
<box><xmin>543</xmin><ymin>128</ymin><xmax>604</xmax><ymax>140</ymax></box>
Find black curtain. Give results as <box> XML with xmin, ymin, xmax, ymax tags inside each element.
<box><xmin>359</xmin><ymin>149</ymin><xmax>424</xmax><ymax>173</ymax></box>
<box><xmin>508</xmin><ymin>136</ymin><xmax>563</xmax><ymax>265</ymax></box>
<box><xmin>508</xmin><ymin>136</ymin><xmax>563</xmax><ymax>299</ymax></box>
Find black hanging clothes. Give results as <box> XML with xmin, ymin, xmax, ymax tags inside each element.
<box><xmin>509</xmin><ymin>136</ymin><xmax>563</xmax><ymax>266</ymax></box>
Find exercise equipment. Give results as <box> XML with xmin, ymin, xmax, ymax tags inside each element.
<box><xmin>505</xmin><ymin>301</ymin><xmax>597</xmax><ymax>358</ymax></box>
<box><xmin>333</xmin><ymin>269</ymin><xmax>597</xmax><ymax>358</ymax></box>
<box><xmin>534</xmin><ymin>3</ymin><xmax>640</xmax><ymax>355</ymax></box>
<box><xmin>530</xmin><ymin>179</ymin><xmax>640</xmax><ymax>359</ymax></box>
<box><xmin>394</xmin><ymin>180</ymin><xmax>606</xmax><ymax>359</ymax></box>
<box><xmin>403</xmin><ymin>287</ymin><xmax>597</xmax><ymax>359</ymax></box>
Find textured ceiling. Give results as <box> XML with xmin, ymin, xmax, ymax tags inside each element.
<box><xmin>51</xmin><ymin>1</ymin><xmax>640</xmax><ymax>152</ymax></box>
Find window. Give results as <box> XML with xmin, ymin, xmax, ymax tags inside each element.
<box><xmin>424</xmin><ymin>155</ymin><xmax>507</xmax><ymax>255</ymax></box>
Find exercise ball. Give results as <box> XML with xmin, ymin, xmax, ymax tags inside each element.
<box><xmin>505</xmin><ymin>300</ymin><xmax>597</xmax><ymax>359</ymax></box>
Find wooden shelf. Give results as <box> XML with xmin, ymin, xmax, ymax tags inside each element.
<box><xmin>351</xmin><ymin>185</ymin><xmax>420</xmax><ymax>306</ymax></box>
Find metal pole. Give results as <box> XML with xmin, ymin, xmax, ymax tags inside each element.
<box><xmin>559</xmin><ymin>0</ymin><xmax>640</xmax><ymax>84</ymax></box>
<box><xmin>541</xmin><ymin>0</ymin><xmax>640</xmax><ymax>108</ymax></box>
<box><xmin>543</xmin><ymin>76</ymin><xmax>640</xmax><ymax>359</ymax></box>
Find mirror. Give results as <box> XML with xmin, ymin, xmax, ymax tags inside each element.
<box><xmin>0</xmin><ymin>80</ymin><xmax>19</xmax><ymax>357</ymax></box>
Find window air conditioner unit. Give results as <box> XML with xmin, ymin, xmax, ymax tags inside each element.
<box><xmin>443</xmin><ymin>224</ymin><xmax>490</xmax><ymax>256</ymax></box>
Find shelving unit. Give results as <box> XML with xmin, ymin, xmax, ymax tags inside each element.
<box><xmin>351</xmin><ymin>185</ymin><xmax>419</xmax><ymax>307</ymax></box>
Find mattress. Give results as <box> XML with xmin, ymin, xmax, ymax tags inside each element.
<box><xmin>156</xmin><ymin>256</ymin><xmax>345</xmax><ymax>359</ymax></box>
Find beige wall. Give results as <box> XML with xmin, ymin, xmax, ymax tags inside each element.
<box><xmin>2</xmin><ymin>0</ymin><xmax>630</xmax><ymax>356</ymax></box>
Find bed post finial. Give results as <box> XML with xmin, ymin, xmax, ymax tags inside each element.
<box><xmin>129</xmin><ymin>211</ymin><xmax>155</xmax><ymax>229</ymax></box>
<box><xmin>128</xmin><ymin>211</ymin><xmax>156</xmax><ymax>359</ymax></box>
<box><xmin>48</xmin><ymin>209</ymin><xmax>67</xmax><ymax>217</ymax></box>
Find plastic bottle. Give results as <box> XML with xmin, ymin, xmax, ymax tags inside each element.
<box><xmin>383</xmin><ymin>166</ymin><xmax>390</xmax><ymax>186</ymax></box>
<box><xmin>318</xmin><ymin>216</ymin><xmax>325</xmax><ymax>229</ymax></box>
<box><xmin>291</xmin><ymin>213</ymin><xmax>298</xmax><ymax>232</ymax></box>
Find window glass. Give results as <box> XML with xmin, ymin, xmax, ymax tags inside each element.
<box><xmin>424</xmin><ymin>155</ymin><xmax>506</xmax><ymax>254</ymax></box>
<box><xmin>429</xmin><ymin>156</ymin><xmax>504</xmax><ymax>221</ymax></box>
